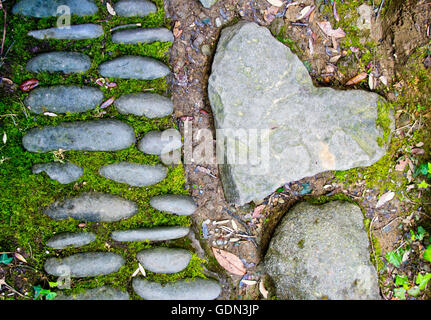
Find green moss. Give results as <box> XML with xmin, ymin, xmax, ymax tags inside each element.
<box><xmin>0</xmin><ymin>0</ymin><xmax>209</xmax><ymax>300</ymax></box>
<box><xmin>376</xmin><ymin>100</ymin><xmax>394</xmax><ymax>147</ymax></box>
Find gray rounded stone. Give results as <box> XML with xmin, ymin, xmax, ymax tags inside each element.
<box><xmin>24</xmin><ymin>86</ymin><xmax>104</xmax><ymax>114</ymax></box>
<box><xmin>200</xmin><ymin>0</ymin><xmax>218</xmax><ymax>8</ymax></box>
<box><xmin>111</xmin><ymin>226</ymin><xmax>190</xmax><ymax>242</ymax></box>
<box><xmin>150</xmin><ymin>195</ymin><xmax>197</xmax><ymax>216</ymax></box>
<box><xmin>28</xmin><ymin>24</ymin><xmax>103</xmax><ymax>40</ymax></box>
<box><xmin>114</xmin><ymin>0</ymin><xmax>157</xmax><ymax>17</ymax></box>
<box><xmin>46</xmin><ymin>232</ymin><xmax>96</xmax><ymax>249</ymax></box>
<box><xmin>137</xmin><ymin>129</ymin><xmax>182</xmax><ymax>155</ymax></box>
<box><xmin>115</xmin><ymin>93</ymin><xmax>173</xmax><ymax>118</ymax></box>
<box><xmin>208</xmin><ymin>21</ymin><xmax>393</xmax><ymax>205</ymax></box>
<box><xmin>136</xmin><ymin>247</ymin><xmax>191</xmax><ymax>273</ymax></box>
<box><xmin>12</xmin><ymin>0</ymin><xmax>98</xmax><ymax>17</ymax></box>
<box><xmin>44</xmin><ymin>252</ymin><xmax>125</xmax><ymax>278</ymax></box>
<box><xmin>99</xmin><ymin>55</ymin><xmax>170</xmax><ymax>80</ymax></box>
<box><xmin>26</xmin><ymin>52</ymin><xmax>91</xmax><ymax>74</ymax></box>
<box><xmin>32</xmin><ymin>162</ymin><xmax>83</xmax><ymax>184</ymax></box>
<box><xmin>132</xmin><ymin>278</ymin><xmax>221</xmax><ymax>300</ymax></box>
<box><xmin>264</xmin><ymin>201</ymin><xmax>381</xmax><ymax>300</ymax></box>
<box><xmin>55</xmin><ymin>286</ymin><xmax>129</xmax><ymax>300</ymax></box>
<box><xmin>112</xmin><ymin>28</ymin><xmax>173</xmax><ymax>44</ymax></box>
<box><xmin>43</xmin><ymin>192</ymin><xmax>138</xmax><ymax>222</ymax></box>
<box><xmin>22</xmin><ymin>120</ymin><xmax>136</xmax><ymax>152</ymax></box>
<box><xmin>99</xmin><ymin>162</ymin><xmax>167</xmax><ymax>187</ymax></box>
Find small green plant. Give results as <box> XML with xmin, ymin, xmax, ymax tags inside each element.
<box><xmin>385</xmin><ymin>249</ymin><xmax>404</xmax><ymax>268</ymax></box>
<box><xmin>0</xmin><ymin>253</ymin><xmax>13</xmax><ymax>265</ymax></box>
<box><xmin>33</xmin><ymin>285</ymin><xmax>57</xmax><ymax>300</ymax></box>
<box><xmin>414</xmin><ymin>162</ymin><xmax>431</xmax><ymax>189</ymax></box>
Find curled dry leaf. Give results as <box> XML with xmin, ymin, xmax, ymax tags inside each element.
<box><xmin>395</xmin><ymin>158</ymin><xmax>411</xmax><ymax>172</ymax></box>
<box><xmin>212</xmin><ymin>247</ymin><xmax>246</xmax><ymax>276</ymax></box>
<box><xmin>14</xmin><ymin>252</ymin><xmax>27</xmax><ymax>263</ymax></box>
<box><xmin>411</xmin><ymin>148</ymin><xmax>425</xmax><ymax>155</ymax></box>
<box><xmin>19</xmin><ymin>78</ymin><xmax>39</xmax><ymax>92</ymax></box>
<box><xmin>333</xmin><ymin>1</ymin><xmax>340</xmax><ymax>22</ymax></box>
<box><xmin>376</xmin><ymin>191</ymin><xmax>395</xmax><ymax>208</ymax></box>
<box><xmin>173</xmin><ymin>21</ymin><xmax>183</xmax><ymax>38</ymax></box>
<box><xmin>346</xmin><ymin>72</ymin><xmax>367</xmax><ymax>85</ymax></box>
<box><xmin>267</xmin><ymin>0</ymin><xmax>283</xmax><ymax>7</ymax></box>
<box><xmin>259</xmin><ymin>280</ymin><xmax>268</xmax><ymax>299</ymax></box>
<box><xmin>297</xmin><ymin>6</ymin><xmax>314</xmax><ymax>20</ymax></box>
<box><xmin>106</xmin><ymin>2</ymin><xmax>116</xmax><ymax>15</ymax></box>
<box><xmin>43</xmin><ymin>112</ymin><xmax>58</xmax><ymax>117</ymax></box>
<box><xmin>100</xmin><ymin>97</ymin><xmax>115</xmax><ymax>109</ymax></box>
<box><xmin>368</xmin><ymin>73</ymin><xmax>376</xmax><ymax>90</ymax></box>
<box><xmin>252</xmin><ymin>204</ymin><xmax>265</xmax><ymax>218</ymax></box>
<box><xmin>317</xmin><ymin>21</ymin><xmax>345</xmax><ymax>38</ymax></box>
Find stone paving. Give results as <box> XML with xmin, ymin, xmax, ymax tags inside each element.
<box><xmin>12</xmin><ymin>0</ymin><xmax>221</xmax><ymax>300</ymax></box>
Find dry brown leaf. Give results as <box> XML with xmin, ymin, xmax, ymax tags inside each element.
<box><xmin>14</xmin><ymin>252</ymin><xmax>27</xmax><ymax>263</ymax></box>
<box><xmin>376</xmin><ymin>191</ymin><xmax>395</xmax><ymax>208</ymax></box>
<box><xmin>267</xmin><ymin>0</ymin><xmax>283</xmax><ymax>7</ymax></box>
<box><xmin>317</xmin><ymin>21</ymin><xmax>345</xmax><ymax>38</ymax></box>
<box><xmin>395</xmin><ymin>158</ymin><xmax>411</xmax><ymax>172</ymax></box>
<box><xmin>106</xmin><ymin>2</ymin><xmax>116</xmax><ymax>15</ymax></box>
<box><xmin>252</xmin><ymin>205</ymin><xmax>265</xmax><ymax>218</ymax></box>
<box><xmin>346</xmin><ymin>72</ymin><xmax>367</xmax><ymax>85</ymax></box>
<box><xmin>212</xmin><ymin>247</ymin><xmax>246</xmax><ymax>276</ymax></box>
<box><xmin>259</xmin><ymin>280</ymin><xmax>268</xmax><ymax>299</ymax></box>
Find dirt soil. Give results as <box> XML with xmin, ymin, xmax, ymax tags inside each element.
<box><xmin>164</xmin><ymin>0</ymin><xmax>431</xmax><ymax>300</ymax></box>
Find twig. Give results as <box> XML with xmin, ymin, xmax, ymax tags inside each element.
<box><xmin>377</xmin><ymin>0</ymin><xmax>385</xmax><ymax>18</ymax></box>
<box><xmin>223</xmin><ymin>208</ymin><xmax>257</xmax><ymax>247</ymax></box>
<box><xmin>0</xmin><ymin>1</ymin><xmax>7</xmax><ymax>56</ymax></box>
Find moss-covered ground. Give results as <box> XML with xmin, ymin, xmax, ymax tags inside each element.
<box><xmin>0</xmin><ymin>0</ymin><xmax>208</xmax><ymax>300</ymax></box>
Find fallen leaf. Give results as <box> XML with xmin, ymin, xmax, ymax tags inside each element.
<box><xmin>317</xmin><ymin>21</ymin><xmax>345</xmax><ymax>38</ymax></box>
<box><xmin>267</xmin><ymin>0</ymin><xmax>283</xmax><ymax>7</ymax></box>
<box><xmin>368</xmin><ymin>73</ymin><xmax>376</xmax><ymax>90</ymax></box>
<box><xmin>2</xmin><ymin>132</ymin><xmax>6</xmax><ymax>144</ymax></box>
<box><xmin>43</xmin><ymin>112</ymin><xmax>57</xmax><ymax>117</ymax></box>
<box><xmin>379</xmin><ymin>75</ymin><xmax>388</xmax><ymax>86</ymax></box>
<box><xmin>212</xmin><ymin>247</ymin><xmax>246</xmax><ymax>276</ymax></box>
<box><xmin>376</xmin><ymin>191</ymin><xmax>395</xmax><ymax>208</ymax></box>
<box><xmin>173</xmin><ymin>21</ymin><xmax>183</xmax><ymax>38</ymax></box>
<box><xmin>241</xmin><ymin>280</ymin><xmax>257</xmax><ymax>286</ymax></box>
<box><xmin>19</xmin><ymin>78</ymin><xmax>39</xmax><ymax>92</ymax></box>
<box><xmin>297</xmin><ymin>6</ymin><xmax>313</xmax><ymax>20</ymax></box>
<box><xmin>14</xmin><ymin>252</ymin><xmax>27</xmax><ymax>263</ymax></box>
<box><xmin>395</xmin><ymin>158</ymin><xmax>411</xmax><ymax>172</ymax></box>
<box><xmin>252</xmin><ymin>205</ymin><xmax>265</xmax><ymax>218</ymax></box>
<box><xmin>138</xmin><ymin>263</ymin><xmax>146</xmax><ymax>277</ymax></box>
<box><xmin>416</xmin><ymin>142</ymin><xmax>424</xmax><ymax>147</ymax></box>
<box><xmin>346</xmin><ymin>72</ymin><xmax>367</xmax><ymax>85</ymax></box>
<box><xmin>333</xmin><ymin>1</ymin><xmax>340</xmax><ymax>22</ymax></box>
<box><xmin>231</xmin><ymin>220</ymin><xmax>238</xmax><ymax>231</ymax></box>
<box><xmin>259</xmin><ymin>280</ymin><xmax>268</xmax><ymax>299</ymax></box>
<box><xmin>100</xmin><ymin>97</ymin><xmax>115</xmax><ymax>109</ymax></box>
<box><xmin>411</xmin><ymin>148</ymin><xmax>425</xmax><ymax>155</ymax></box>
<box><xmin>106</xmin><ymin>2</ymin><xmax>116</xmax><ymax>15</ymax></box>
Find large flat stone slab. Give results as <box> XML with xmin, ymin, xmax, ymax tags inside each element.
<box><xmin>111</xmin><ymin>226</ymin><xmax>190</xmax><ymax>242</ymax></box>
<box><xmin>99</xmin><ymin>162</ymin><xmax>167</xmax><ymax>187</ymax></box>
<box><xmin>26</xmin><ymin>52</ymin><xmax>91</xmax><ymax>74</ymax></box>
<box><xmin>13</xmin><ymin>0</ymin><xmax>98</xmax><ymax>17</ymax></box>
<box><xmin>115</xmin><ymin>93</ymin><xmax>173</xmax><ymax>118</ymax></box>
<box><xmin>32</xmin><ymin>162</ymin><xmax>83</xmax><ymax>184</ymax></box>
<box><xmin>43</xmin><ymin>193</ymin><xmax>138</xmax><ymax>222</ymax></box>
<box><xmin>99</xmin><ymin>56</ymin><xmax>170</xmax><ymax>80</ymax></box>
<box><xmin>132</xmin><ymin>278</ymin><xmax>221</xmax><ymax>300</ymax></box>
<box><xmin>137</xmin><ymin>129</ymin><xmax>182</xmax><ymax>155</ymax></box>
<box><xmin>137</xmin><ymin>247</ymin><xmax>191</xmax><ymax>274</ymax></box>
<box><xmin>23</xmin><ymin>120</ymin><xmax>135</xmax><ymax>152</ymax></box>
<box><xmin>55</xmin><ymin>286</ymin><xmax>130</xmax><ymax>300</ymax></box>
<box><xmin>264</xmin><ymin>201</ymin><xmax>381</xmax><ymax>300</ymax></box>
<box><xmin>112</xmin><ymin>28</ymin><xmax>173</xmax><ymax>44</ymax></box>
<box><xmin>44</xmin><ymin>252</ymin><xmax>125</xmax><ymax>277</ymax></box>
<box><xmin>114</xmin><ymin>0</ymin><xmax>157</xmax><ymax>17</ymax></box>
<box><xmin>28</xmin><ymin>24</ymin><xmax>103</xmax><ymax>40</ymax></box>
<box><xmin>208</xmin><ymin>21</ymin><xmax>393</xmax><ymax>205</ymax></box>
<box><xmin>24</xmin><ymin>86</ymin><xmax>103</xmax><ymax>114</ymax></box>
<box><xmin>150</xmin><ymin>195</ymin><xmax>197</xmax><ymax>216</ymax></box>
<box><xmin>46</xmin><ymin>232</ymin><xmax>96</xmax><ymax>249</ymax></box>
